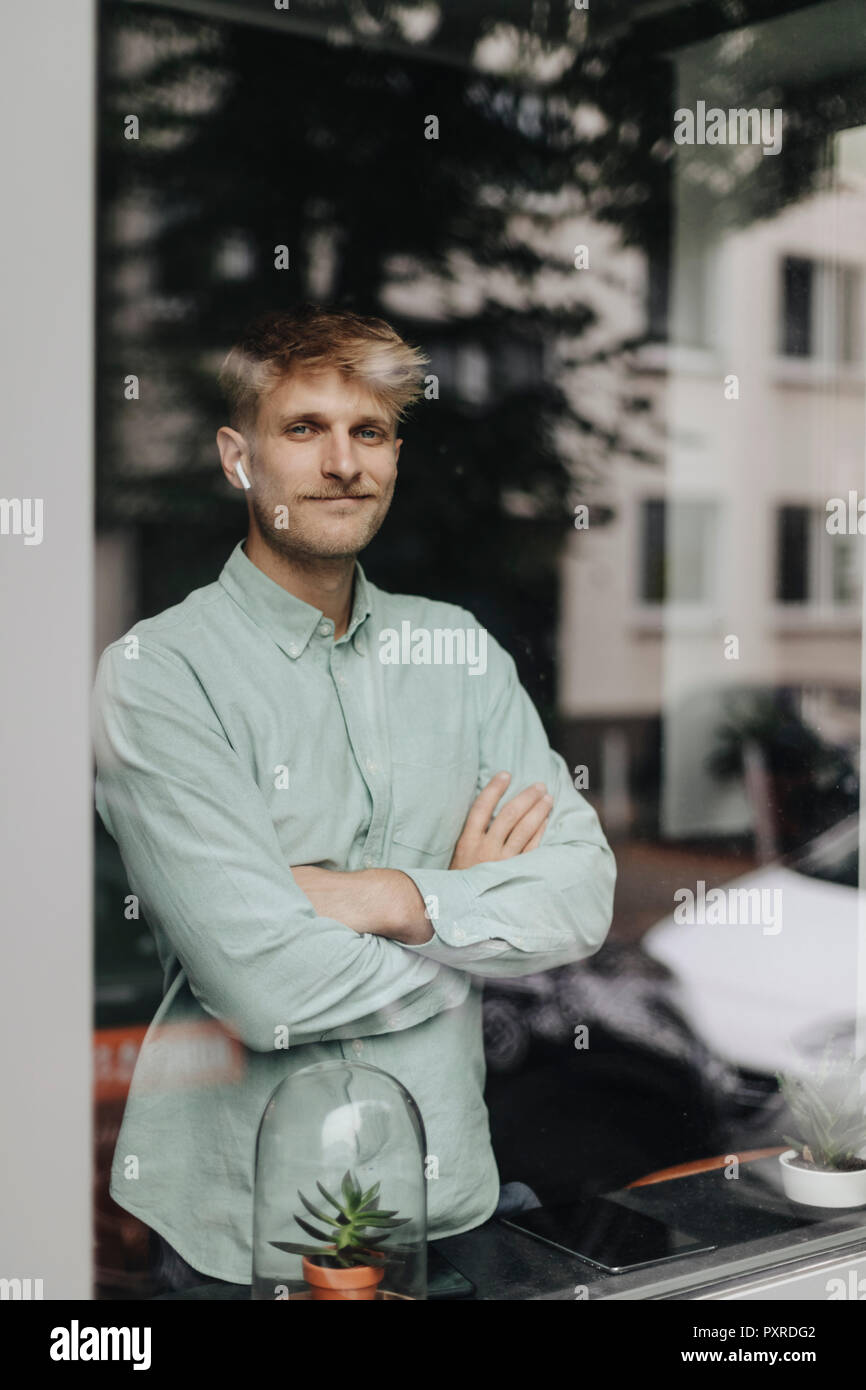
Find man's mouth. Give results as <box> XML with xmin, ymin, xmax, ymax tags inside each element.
<box><xmin>306</xmin><ymin>495</ymin><xmax>374</xmax><ymax>504</ymax></box>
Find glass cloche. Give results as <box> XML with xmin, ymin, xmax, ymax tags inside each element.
<box><xmin>252</xmin><ymin>1060</ymin><xmax>428</xmax><ymax>1300</ymax></box>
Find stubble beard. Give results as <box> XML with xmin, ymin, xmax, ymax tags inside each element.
<box><xmin>249</xmin><ymin>479</ymin><xmax>395</xmax><ymax>564</ymax></box>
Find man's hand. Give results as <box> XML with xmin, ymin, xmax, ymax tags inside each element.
<box><xmin>291</xmin><ymin>865</ymin><xmax>433</xmax><ymax>945</ymax></box>
<box><xmin>291</xmin><ymin>773</ymin><xmax>551</xmax><ymax>942</ymax></box>
<box><xmin>449</xmin><ymin>772</ymin><xmax>552</xmax><ymax>870</ymax></box>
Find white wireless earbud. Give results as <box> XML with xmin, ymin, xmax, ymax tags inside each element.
<box><xmin>235</xmin><ymin>461</ymin><xmax>252</xmax><ymax>491</ymax></box>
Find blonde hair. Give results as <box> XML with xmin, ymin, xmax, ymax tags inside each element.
<box><xmin>218</xmin><ymin>304</ymin><xmax>430</xmax><ymax>440</ymax></box>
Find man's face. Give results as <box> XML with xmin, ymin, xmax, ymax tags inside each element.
<box><xmin>245</xmin><ymin>367</ymin><xmax>401</xmax><ymax>562</ymax></box>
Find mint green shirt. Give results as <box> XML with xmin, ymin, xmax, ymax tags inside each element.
<box><xmin>92</xmin><ymin>539</ymin><xmax>616</xmax><ymax>1282</ymax></box>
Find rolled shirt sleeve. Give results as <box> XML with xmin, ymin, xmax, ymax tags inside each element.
<box><xmin>400</xmin><ymin>621</ymin><xmax>616</xmax><ymax>978</ymax></box>
<box><xmin>92</xmin><ymin>640</ymin><xmax>469</xmax><ymax>1051</ymax></box>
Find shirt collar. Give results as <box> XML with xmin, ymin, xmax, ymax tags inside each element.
<box><xmin>217</xmin><ymin>539</ymin><xmax>373</xmax><ymax>660</ymax></box>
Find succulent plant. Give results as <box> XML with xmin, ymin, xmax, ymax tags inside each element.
<box><xmin>777</xmin><ymin>1046</ymin><xmax>866</xmax><ymax>1170</ymax></box>
<box><xmin>270</xmin><ymin>1169</ymin><xmax>409</xmax><ymax>1268</ymax></box>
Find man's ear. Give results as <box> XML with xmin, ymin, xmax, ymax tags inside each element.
<box><xmin>394</xmin><ymin>436</ymin><xmax>403</xmax><ymax>468</ymax></box>
<box><xmin>217</xmin><ymin>425</ymin><xmax>253</xmax><ymax>491</ymax></box>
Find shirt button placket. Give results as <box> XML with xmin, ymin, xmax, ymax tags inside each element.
<box><xmin>332</xmin><ymin>631</ymin><xmax>386</xmax><ymax>874</ymax></box>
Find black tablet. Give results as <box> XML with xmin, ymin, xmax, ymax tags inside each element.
<box><xmin>499</xmin><ymin>1196</ymin><xmax>716</xmax><ymax>1274</ymax></box>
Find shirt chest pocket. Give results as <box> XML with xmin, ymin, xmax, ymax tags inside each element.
<box><xmin>389</xmin><ymin>730</ymin><xmax>478</xmax><ymax>857</ymax></box>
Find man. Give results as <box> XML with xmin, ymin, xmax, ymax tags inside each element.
<box><xmin>92</xmin><ymin>303</ymin><xmax>616</xmax><ymax>1292</ymax></box>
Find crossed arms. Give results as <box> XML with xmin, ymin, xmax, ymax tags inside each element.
<box><xmin>91</xmin><ymin>627</ymin><xmax>616</xmax><ymax>1053</ymax></box>
<box><xmin>291</xmin><ymin>771</ymin><xmax>555</xmax><ymax>945</ymax></box>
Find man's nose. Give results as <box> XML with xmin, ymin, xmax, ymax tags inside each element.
<box><xmin>321</xmin><ymin>430</ymin><xmax>361</xmax><ymax>479</ymax></box>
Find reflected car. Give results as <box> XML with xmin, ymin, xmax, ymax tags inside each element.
<box><xmin>643</xmin><ymin>816</ymin><xmax>860</xmax><ymax>1081</ymax></box>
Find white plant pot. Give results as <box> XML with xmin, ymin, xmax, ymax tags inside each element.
<box><xmin>779</xmin><ymin>1149</ymin><xmax>866</xmax><ymax>1208</ymax></box>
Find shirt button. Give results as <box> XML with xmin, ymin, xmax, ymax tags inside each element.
<box><xmin>351</xmin><ymin>1040</ymin><xmax>363</xmax><ymax>1054</ymax></box>
<box><xmin>365</xmin><ymin>759</ymin><xmax>378</xmax><ymax>774</ymax></box>
<box><xmin>454</xmin><ymin>928</ymin><xmax>465</xmax><ymax>941</ymax></box>
<box><xmin>287</xmin><ymin>642</ymin><xmax>300</xmax><ymax>657</ymax></box>
<box><xmin>363</xmin><ymin>855</ymin><xmax>375</xmax><ymax>868</ymax></box>
<box><xmin>318</xmin><ymin>621</ymin><xmax>332</xmax><ymax>636</ymax></box>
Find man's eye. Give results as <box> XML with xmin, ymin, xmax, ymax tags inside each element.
<box><xmin>358</xmin><ymin>428</ymin><xmax>381</xmax><ymax>440</ymax></box>
<box><xmin>287</xmin><ymin>424</ymin><xmax>312</xmax><ymax>435</ymax></box>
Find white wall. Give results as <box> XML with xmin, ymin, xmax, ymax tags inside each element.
<box><xmin>0</xmin><ymin>2</ymin><xmax>94</xmax><ymax>1299</ymax></box>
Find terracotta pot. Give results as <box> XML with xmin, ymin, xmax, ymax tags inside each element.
<box><xmin>302</xmin><ymin>1254</ymin><xmax>385</xmax><ymax>1301</ymax></box>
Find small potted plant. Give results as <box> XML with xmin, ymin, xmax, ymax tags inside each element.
<box><xmin>270</xmin><ymin>1169</ymin><xmax>410</xmax><ymax>1300</ymax></box>
<box><xmin>776</xmin><ymin>1047</ymin><xmax>866</xmax><ymax>1208</ymax></box>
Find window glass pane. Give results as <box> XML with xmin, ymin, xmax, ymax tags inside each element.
<box><xmin>641</xmin><ymin>499</ymin><xmax>666</xmax><ymax>602</ymax></box>
<box><xmin>668</xmin><ymin>499</ymin><xmax>716</xmax><ymax>602</ymax></box>
<box><xmin>831</xmin><ymin>533</ymin><xmax>860</xmax><ymax>605</ymax></box>
<box><xmin>838</xmin><ymin>265</ymin><xmax>861</xmax><ymax>364</ymax></box>
<box><xmin>777</xmin><ymin>506</ymin><xmax>809</xmax><ymax>602</ymax></box>
<box><xmin>93</xmin><ymin>0</ymin><xmax>866</xmax><ymax>1306</ymax></box>
<box><xmin>781</xmin><ymin>256</ymin><xmax>813</xmax><ymax>357</ymax></box>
